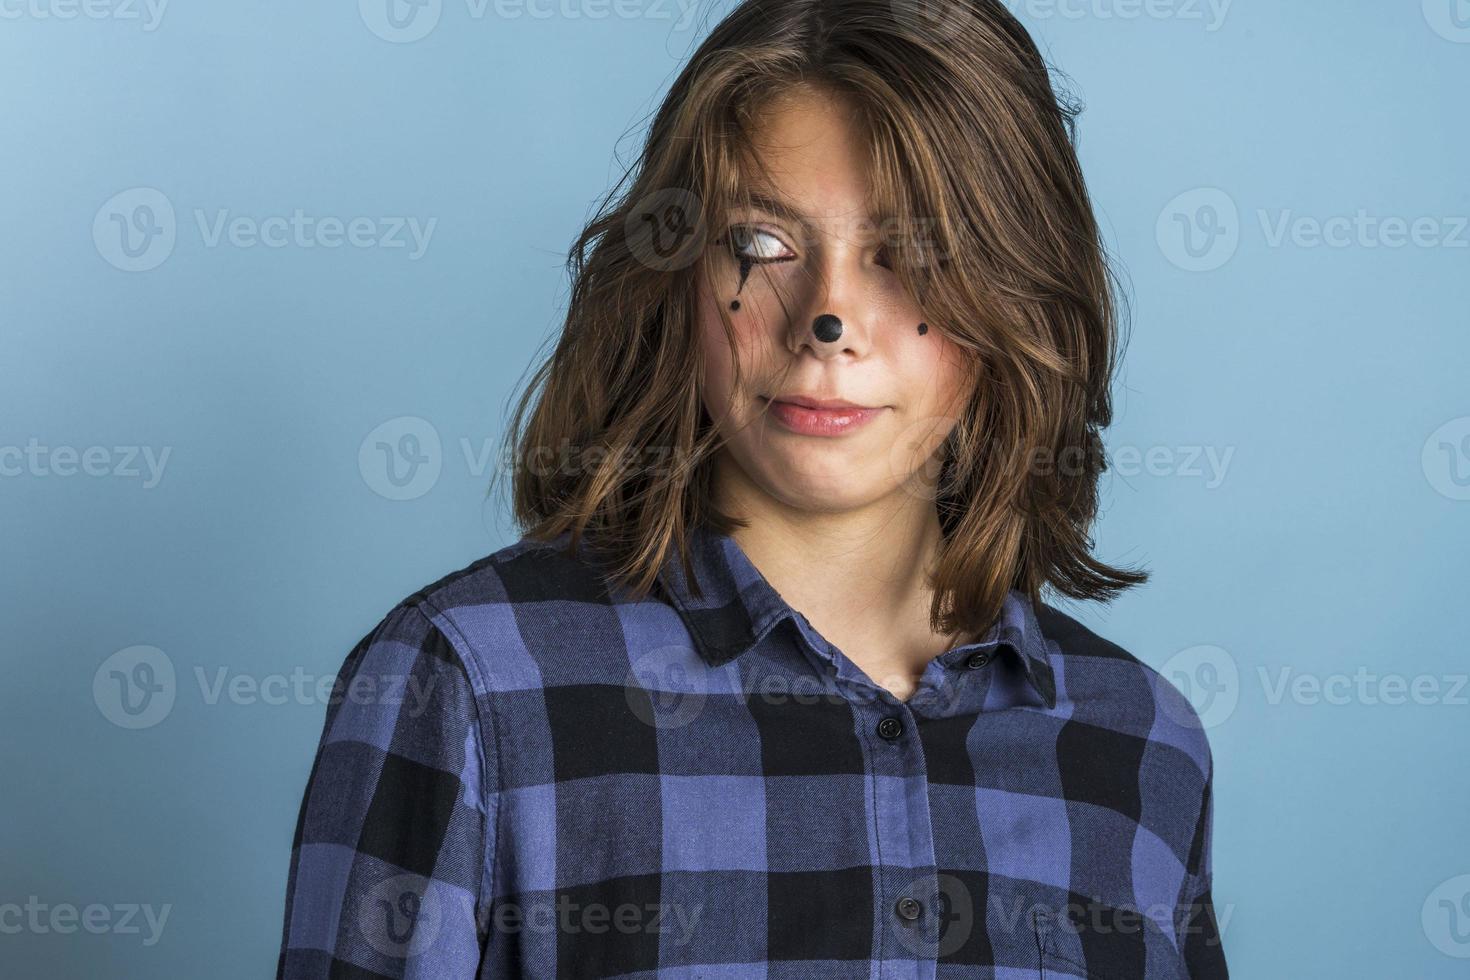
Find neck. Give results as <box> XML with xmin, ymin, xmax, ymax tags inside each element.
<box><xmin>710</xmin><ymin>453</ymin><xmax>967</xmax><ymax>668</ymax></box>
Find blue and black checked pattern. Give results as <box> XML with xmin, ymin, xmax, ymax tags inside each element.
<box><xmin>278</xmin><ymin>521</ymin><xmax>1226</xmax><ymax>979</ymax></box>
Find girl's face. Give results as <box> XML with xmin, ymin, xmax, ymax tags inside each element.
<box><xmin>697</xmin><ymin>86</ymin><xmax>976</xmax><ymax>515</ymax></box>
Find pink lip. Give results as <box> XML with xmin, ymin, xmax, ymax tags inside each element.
<box><xmin>763</xmin><ymin>397</ymin><xmax>886</xmax><ymax>437</ymax></box>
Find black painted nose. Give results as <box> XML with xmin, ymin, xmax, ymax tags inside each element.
<box><xmin>812</xmin><ymin>314</ymin><xmax>843</xmax><ymax>343</ymax></box>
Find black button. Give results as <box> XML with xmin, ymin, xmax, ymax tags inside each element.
<box><xmin>895</xmin><ymin>897</ymin><xmax>923</xmax><ymax>921</ymax></box>
<box><xmin>877</xmin><ymin>716</ymin><xmax>903</xmax><ymax>740</ymax></box>
<box><xmin>964</xmin><ymin>651</ymin><xmax>991</xmax><ymax>670</ymax></box>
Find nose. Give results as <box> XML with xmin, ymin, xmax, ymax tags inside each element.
<box><xmin>813</xmin><ymin>313</ymin><xmax>843</xmax><ymax>343</ymax></box>
<box><xmin>788</xmin><ymin>267</ymin><xmax>874</xmax><ymax>361</ymax></box>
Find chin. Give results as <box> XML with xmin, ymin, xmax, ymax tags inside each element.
<box><xmin>762</xmin><ymin>467</ymin><xmax>883</xmax><ymax>512</ymax></box>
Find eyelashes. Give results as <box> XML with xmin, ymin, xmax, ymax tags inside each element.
<box><xmin>717</xmin><ymin>223</ymin><xmax>896</xmax><ymax>270</ymax></box>
<box><xmin>719</xmin><ymin>224</ymin><xmax>795</xmax><ymax>264</ymax></box>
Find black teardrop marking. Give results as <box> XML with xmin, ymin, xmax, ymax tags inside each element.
<box><xmin>714</xmin><ymin>232</ymin><xmax>754</xmax><ymax>311</ymax></box>
<box><xmin>917</xmin><ymin>322</ymin><xmax>928</xmax><ymax>335</ymax></box>
<box><xmin>813</xmin><ymin>313</ymin><xmax>843</xmax><ymax>343</ymax></box>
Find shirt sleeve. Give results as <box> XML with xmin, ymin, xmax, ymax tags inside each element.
<box><xmin>276</xmin><ymin>600</ymin><xmax>495</xmax><ymax>979</ymax></box>
<box><xmin>1179</xmin><ymin>752</ymin><xmax>1228</xmax><ymax>979</ymax></box>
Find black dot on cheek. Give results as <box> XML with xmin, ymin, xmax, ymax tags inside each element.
<box><xmin>917</xmin><ymin>322</ymin><xmax>928</xmax><ymax>335</ymax></box>
<box><xmin>729</xmin><ymin>300</ymin><xmax>741</xmax><ymax>312</ymax></box>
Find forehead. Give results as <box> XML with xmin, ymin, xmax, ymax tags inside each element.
<box><xmin>737</xmin><ymin>87</ymin><xmax>882</xmax><ymax>230</ymax></box>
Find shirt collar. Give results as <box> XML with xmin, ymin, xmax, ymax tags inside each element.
<box><xmin>653</xmin><ymin>521</ymin><xmax>1058</xmax><ymax>710</ymax></box>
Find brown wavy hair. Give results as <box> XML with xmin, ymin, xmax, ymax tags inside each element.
<box><xmin>493</xmin><ymin>0</ymin><xmax>1146</xmax><ymax>638</ymax></box>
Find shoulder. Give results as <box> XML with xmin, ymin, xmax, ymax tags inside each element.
<box><xmin>405</xmin><ymin>529</ymin><xmax>611</xmax><ymax>613</ymax></box>
<box><xmin>323</xmin><ymin>534</ymin><xmax>602</xmax><ymax>788</ymax></box>
<box><xmin>1034</xmin><ymin>599</ymin><xmax>1214</xmax><ymax>785</ymax></box>
<box><xmin>371</xmin><ymin>530</ymin><xmax>638</xmax><ymax>695</ymax></box>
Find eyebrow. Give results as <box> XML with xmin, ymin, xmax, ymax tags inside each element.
<box><xmin>735</xmin><ymin>190</ymin><xmax>889</xmax><ymax>243</ymax></box>
<box><xmin>737</xmin><ymin>190</ymin><xmax>816</xmax><ymax>234</ymax></box>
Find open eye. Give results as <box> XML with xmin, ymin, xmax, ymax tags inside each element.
<box><xmin>723</xmin><ymin>225</ymin><xmax>795</xmax><ymax>263</ymax></box>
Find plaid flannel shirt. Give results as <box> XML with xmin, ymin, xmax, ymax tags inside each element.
<box><xmin>277</xmin><ymin>521</ymin><xmax>1226</xmax><ymax>979</ymax></box>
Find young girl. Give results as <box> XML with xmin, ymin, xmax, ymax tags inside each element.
<box><xmin>277</xmin><ymin>0</ymin><xmax>1226</xmax><ymax>977</ymax></box>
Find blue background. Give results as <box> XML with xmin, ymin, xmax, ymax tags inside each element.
<box><xmin>3</xmin><ymin>1</ymin><xmax>1468</xmax><ymax>976</ymax></box>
